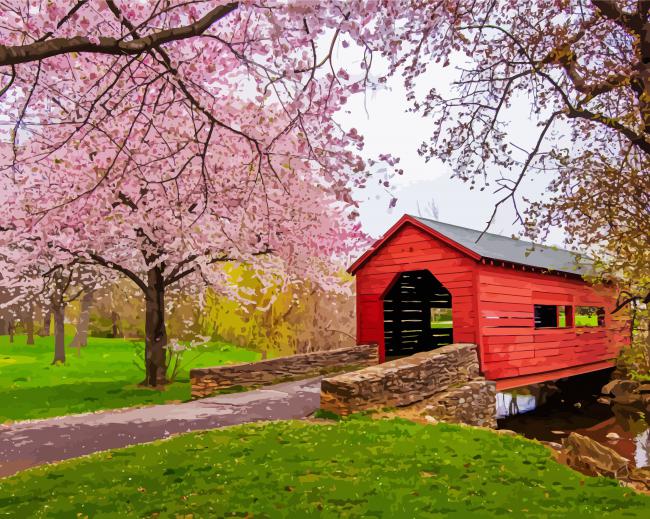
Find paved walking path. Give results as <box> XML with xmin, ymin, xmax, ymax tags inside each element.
<box><xmin>0</xmin><ymin>377</ymin><xmax>322</xmax><ymax>478</ymax></box>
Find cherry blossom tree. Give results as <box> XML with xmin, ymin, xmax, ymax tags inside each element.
<box><xmin>2</xmin><ymin>1</ymin><xmax>451</xmax><ymax>386</ymax></box>
<box><xmin>0</xmin><ymin>230</ymin><xmax>110</xmax><ymax>363</ymax></box>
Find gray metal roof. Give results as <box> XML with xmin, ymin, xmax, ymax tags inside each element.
<box><xmin>412</xmin><ymin>216</ymin><xmax>593</xmax><ymax>276</ymax></box>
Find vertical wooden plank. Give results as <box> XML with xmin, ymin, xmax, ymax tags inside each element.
<box><xmin>472</xmin><ymin>264</ymin><xmax>485</xmax><ymax>372</ymax></box>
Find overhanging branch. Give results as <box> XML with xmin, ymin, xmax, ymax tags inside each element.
<box><xmin>0</xmin><ymin>3</ymin><xmax>238</xmax><ymax>66</ymax></box>
<box><xmin>85</xmin><ymin>251</ymin><xmax>148</xmax><ymax>293</ymax></box>
<box><xmin>164</xmin><ymin>248</ymin><xmax>274</xmax><ymax>287</ymax></box>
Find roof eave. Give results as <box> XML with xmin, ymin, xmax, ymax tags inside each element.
<box><xmin>477</xmin><ymin>256</ymin><xmax>588</xmax><ymax>278</ymax></box>
<box><xmin>347</xmin><ymin>215</ymin><xmax>482</xmax><ymax>274</ymax></box>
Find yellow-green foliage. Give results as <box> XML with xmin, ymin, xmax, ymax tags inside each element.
<box><xmin>166</xmin><ymin>291</ymin><xmax>206</xmax><ymax>341</ymax></box>
<box><xmin>89</xmin><ymin>281</ymin><xmax>145</xmax><ymax>338</ymax></box>
<box><xmin>617</xmin><ymin>331</ymin><xmax>650</xmax><ymax>382</ymax></box>
<box><xmin>62</xmin><ymin>265</ymin><xmax>355</xmax><ymax>356</ymax></box>
<box><xmin>200</xmin><ymin>265</ymin><xmax>355</xmax><ymax>357</ymax></box>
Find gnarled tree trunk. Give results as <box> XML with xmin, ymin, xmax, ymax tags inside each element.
<box><xmin>70</xmin><ymin>290</ymin><xmax>93</xmax><ymax>350</ymax></box>
<box><xmin>52</xmin><ymin>304</ymin><xmax>65</xmax><ymax>364</ymax></box>
<box><xmin>144</xmin><ymin>267</ymin><xmax>167</xmax><ymax>387</ymax></box>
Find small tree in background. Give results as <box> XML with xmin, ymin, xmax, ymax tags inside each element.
<box><xmin>0</xmin><ymin>238</ymin><xmax>111</xmax><ymax>362</ymax></box>
<box><xmin>68</xmin><ymin>290</ymin><xmax>95</xmax><ymax>350</ymax></box>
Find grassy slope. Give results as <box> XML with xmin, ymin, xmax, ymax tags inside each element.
<box><xmin>0</xmin><ymin>419</ymin><xmax>647</xmax><ymax>518</ymax></box>
<box><xmin>0</xmin><ymin>335</ymin><xmax>259</xmax><ymax>422</ymax></box>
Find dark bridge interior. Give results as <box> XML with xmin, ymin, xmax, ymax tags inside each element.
<box><xmin>383</xmin><ymin>270</ymin><xmax>453</xmax><ymax>359</ymax></box>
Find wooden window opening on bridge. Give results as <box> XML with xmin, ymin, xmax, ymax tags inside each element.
<box><xmin>575</xmin><ymin>306</ymin><xmax>605</xmax><ymax>327</ymax></box>
<box><xmin>534</xmin><ymin>304</ymin><xmax>573</xmax><ymax>329</ymax></box>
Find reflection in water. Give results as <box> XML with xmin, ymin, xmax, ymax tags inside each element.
<box><xmin>496</xmin><ymin>392</ymin><xmax>536</xmax><ymax>419</ymax></box>
<box><xmin>636</xmin><ymin>430</ymin><xmax>649</xmax><ymax>468</ymax></box>
<box><xmin>496</xmin><ymin>370</ymin><xmax>650</xmax><ymax>468</ymax></box>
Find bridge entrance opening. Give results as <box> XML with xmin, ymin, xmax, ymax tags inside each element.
<box><xmin>383</xmin><ymin>270</ymin><xmax>453</xmax><ymax>360</ymax></box>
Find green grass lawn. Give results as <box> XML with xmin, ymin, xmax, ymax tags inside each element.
<box><xmin>0</xmin><ymin>334</ymin><xmax>259</xmax><ymax>422</ymax></box>
<box><xmin>431</xmin><ymin>321</ymin><xmax>452</xmax><ymax>329</ymax></box>
<box><xmin>0</xmin><ymin>418</ymin><xmax>647</xmax><ymax>518</ymax></box>
<box><xmin>575</xmin><ymin>314</ymin><xmax>599</xmax><ymax>327</ymax></box>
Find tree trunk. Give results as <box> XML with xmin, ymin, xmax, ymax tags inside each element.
<box><xmin>40</xmin><ymin>309</ymin><xmax>51</xmax><ymax>337</ymax></box>
<box><xmin>645</xmin><ymin>304</ymin><xmax>650</xmax><ymax>375</ymax></box>
<box><xmin>8</xmin><ymin>320</ymin><xmax>14</xmax><ymax>343</ymax></box>
<box><xmin>110</xmin><ymin>311</ymin><xmax>122</xmax><ymax>338</ymax></box>
<box><xmin>52</xmin><ymin>305</ymin><xmax>66</xmax><ymax>364</ymax></box>
<box><xmin>144</xmin><ymin>267</ymin><xmax>167</xmax><ymax>387</ymax></box>
<box><xmin>70</xmin><ymin>290</ymin><xmax>93</xmax><ymax>349</ymax></box>
<box><xmin>25</xmin><ymin>301</ymin><xmax>35</xmax><ymax>345</ymax></box>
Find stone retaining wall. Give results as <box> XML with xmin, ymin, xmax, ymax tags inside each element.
<box><xmin>190</xmin><ymin>344</ymin><xmax>378</xmax><ymax>399</ymax></box>
<box><xmin>421</xmin><ymin>379</ymin><xmax>497</xmax><ymax>428</ymax></box>
<box><xmin>320</xmin><ymin>343</ymin><xmax>481</xmax><ymax>415</ymax></box>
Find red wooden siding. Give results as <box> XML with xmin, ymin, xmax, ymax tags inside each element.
<box><xmin>355</xmin><ymin>222</ymin><xmax>478</xmax><ymax>362</ymax></box>
<box><xmin>353</xmin><ymin>217</ymin><xmax>630</xmax><ymax>389</ymax></box>
<box><xmin>476</xmin><ymin>264</ymin><xmax>629</xmax><ymax>389</ymax></box>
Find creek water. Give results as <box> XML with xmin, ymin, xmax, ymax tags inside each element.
<box><xmin>496</xmin><ymin>370</ymin><xmax>650</xmax><ymax>468</ymax></box>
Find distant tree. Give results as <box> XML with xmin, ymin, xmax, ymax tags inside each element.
<box><xmin>88</xmin><ymin>280</ymin><xmax>143</xmax><ymax>338</ymax></box>
<box><xmin>39</xmin><ymin>309</ymin><xmax>52</xmax><ymax>337</ymax></box>
<box><xmin>0</xmin><ymin>289</ymin><xmax>17</xmax><ymax>342</ymax></box>
<box><xmin>43</xmin><ymin>264</ymin><xmax>110</xmax><ymax>364</ymax></box>
<box><xmin>200</xmin><ymin>265</ymin><xmax>356</xmax><ymax>357</ymax></box>
<box><xmin>0</xmin><ymin>280</ymin><xmax>41</xmax><ymax>345</ymax></box>
<box><xmin>48</xmin><ymin>268</ymin><xmax>75</xmax><ymax>364</ymax></box>
<box><xmin>69</xmin><ymin>290</ymin><xmax>94</xmax><ymax>350</ymax></box>
<box><xmin>23</xmin><ymin>300</ymin><xmax>35</xmax><ymax>345</ymax></box>
<box><xmin>0</xmin><ymin>239</ymin><xmax>107</xmax><ymax>362</ymax></box>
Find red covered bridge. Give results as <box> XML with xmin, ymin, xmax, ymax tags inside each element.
<box><xmin>349</xmin><ymin>215</ymin><xmax>630</xmax><ymax>390</ymax></box>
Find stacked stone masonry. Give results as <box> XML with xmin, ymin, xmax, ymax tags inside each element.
<box><xmin>320</xmin><ymin>343</ymin><xmax>496</xmax><ymax>428</ymax></box>
<box><xmin>421</xmin><ymin>379</ymin><xmax>497</xmax><ymax>428</ymax></box>
<box><xmin>190</xmin><ymin>344</ymin><xmax>378</xmax><ymax>399</ymax></box>
<box><xmin>321</xmin><ymin>343</ymin><xmax>479</xmax><ymax>412</ymax></box>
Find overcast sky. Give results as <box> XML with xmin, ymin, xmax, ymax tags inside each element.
<box><xmin>335</xmin><ymin>48</ymin><xmax>568</xmax><ymax>247</ymax></box>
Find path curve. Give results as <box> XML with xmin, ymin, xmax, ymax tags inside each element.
<box><xmin>0</xmin><ymin>377</ymin><xmax>322</xmax><ymax>478</ymax></box>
